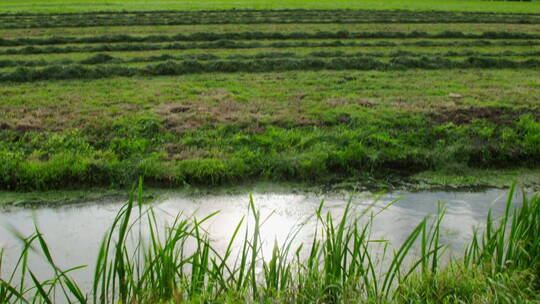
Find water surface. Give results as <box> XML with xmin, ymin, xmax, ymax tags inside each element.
<box><xmin>0</xmin><ymin>187</ymin><xmax>520</xmax><ymax>295</ymax></box>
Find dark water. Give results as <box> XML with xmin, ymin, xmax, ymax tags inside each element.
<box><xmin>0</xmin><ymin>188</ymin><xmax>520</xmax><ymax>296</ymax></box>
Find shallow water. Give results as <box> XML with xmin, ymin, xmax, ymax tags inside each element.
<box><xmin>0</xmin><ymin>187</ymin><xmax>521</xmax><ymax>297</ymax></box>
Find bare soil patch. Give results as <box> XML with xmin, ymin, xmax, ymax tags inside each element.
<box><xmin>429</xmin><ymin>106</ymin><xmax>540</xmax><ymax>125</ymax></box>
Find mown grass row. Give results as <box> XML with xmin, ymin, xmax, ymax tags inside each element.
<box><xmin>0</xmin><ymin>182</ymin><xmax>538</xmax><ymax>303</ymax></box>
<box><xmin>2</xmin><ymin>31</ymin><xmax>539</xmax><ymax>47</ymax></box>
<box><xmin>2</xmin><ymin>50</ymin><xmax>539</xmax><ymax>69</ymax></box>
<box><xmin>3</xmin><ymin>39</ymin><xmax>540</xmax><ymax>56</ymax></box>
<box><xmin>6</xmin><ymin>8</ymin><xmax>540</xmax><ymax>17</ymax></box>
<box><xmin>1</xmin><ymin>57</ymin><xmax>539</xmax><ymax>82</ymax></box>
<box><xmin>2</xmin><ymin>9</ymin><xmax>540</xmax><ymax>28</ymax></box>
<box><xmin>4</xmin><ymin>23</ymin><xmax>539</xmax><ymax>40</ymax></box>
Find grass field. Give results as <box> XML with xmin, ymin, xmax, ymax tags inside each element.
<box><xmin>1</xmin><ymin>0</ymin><xmax>540</xmax><ymax>13</ymax></box>
<box><xmin>0</xmin><ymin>6</ymin><xmax>539</xmax><ymax>191</ymax></box>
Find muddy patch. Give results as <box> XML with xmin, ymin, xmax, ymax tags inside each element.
<box><xmin>429</xmin><ymin>106</ymin><xmax>540</xmax><ymax>125</ymax></box>
<box><xmin>326</xmin><ymin>97</ymin><xmax>376</xmax><ymax>108</ymax></box>
<box><xmin>155</xmin><ymin>93</ymin><xmax>372</xmax><ymax>133</ymax></box>
<box><xmin>164</xmin><ymin>143</ymin><xmax>211</xmax><ymax>161</ymax></box>
<box><xmin>199</xmin><ymin>88</ymin><xmax>233</xmax><ymax>101</ymax></box>
<box><xmin>14</xmin><ymin>119</ymin><xmax>44</xmax><ymax>132</ymax></box>
<box><xmin>156</xmin><ymin>100</ymin><xmax>247</xmax><ymax>133</ymax></box>
<box><xmin>156</xmin><ymin>98</ymin><xmax>315</xmax><ymax>133</ymax></box>
<box><xmin>0</xmin><ymin>105</ymin><xmax>86</xmax><ymax>132</ymax></box>
<box><xmin>0</xmin><ymin>122</ymin><xmax>13</xmax><ymax>131</ymax></box>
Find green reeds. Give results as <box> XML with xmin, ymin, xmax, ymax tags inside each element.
<box><xmin>0</xmin><ymin>231</ymin><xmax>87</xmax><ymax>303</ymax></box>
<box><xmin>0</xmin><ymin>183</ymin><xmax>538</xmax><ymax>303</ymax></box>
<box><xmin>464</xmin><ymin>184</ymin><xmax>540</xmax><ymax>273</ymax></box>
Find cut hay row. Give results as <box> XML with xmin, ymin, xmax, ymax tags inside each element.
<box><xmin>1</xmin><ymin>50</ymin><xmax>539</xmax><ymax>69</ymax></box>
<box><xmin>2</xmin><ymin>39</ymin><xmax>540</xmax><ymax>56</ymax></box>
<box><xmin>2</xmin><ymin>9</ymin><xmax>540</xmax><ymax>28</ymax></box>
<box><xmin>4</xmin><ymin>23</ymin><xmax>539</xmax><ymax>40</ymax></box>
<box><xmin>1</xmin><ymin>56</ymin><xmax>539</xmax><ymax>83</ymax></box>
<box><xmin>1</xmin><ymin>31</ymin><xmax>539</xmax><ymax>47</ymax></box>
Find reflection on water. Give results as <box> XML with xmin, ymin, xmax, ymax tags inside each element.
<box><xmin>0</xmin><ymin>188</ymin><xmax>520</xmax><ymax>294</ymax></box>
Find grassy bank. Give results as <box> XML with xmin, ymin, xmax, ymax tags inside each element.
<box><xmin>1</xmin><ymin>69</ymin><xmax>539</xmax><ymax>191</ymax></box>
<box><xmin>1</xmin><ymin>183</ymin><xmax>538</xmax><ymax>303</ymax></box>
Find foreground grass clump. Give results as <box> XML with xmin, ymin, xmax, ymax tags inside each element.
<box><xmin>397</xmin><ymin>186</ymin><xmax>540</xmax><ymax>303</ymax></box>
<box><xmin>0</xmin><ymin>183</ymin><xmax>538</xmax><ymax>303</ymax></box>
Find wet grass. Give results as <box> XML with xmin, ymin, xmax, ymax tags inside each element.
<box><xmin>412</xmin><ymin>168</ymin><xmax>540</xmax><ymax>190</ymax></box>
<box><xmin>0</xmin><ymin>182</ymin><xmax>538</xmax><ymax>303</ymax></box>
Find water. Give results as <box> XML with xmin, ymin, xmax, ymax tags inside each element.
<box><xmin>0</xmin><ymin>187</ymin><xmax>521</xmax><ymax>297</ymax></box>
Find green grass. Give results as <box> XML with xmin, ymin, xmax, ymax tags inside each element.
<box><xmin>0</xmin><ymin>69</ymin><xmax>538</xmax><ymax>190</ymax></box>
<box><xmin>0</xmin><ymin>8</ymin><xmax>538</xmax><ymax>190</ymax></box>
<box><xmin>1</xmin><ymin>182</ymin><xmax>538</xmax><ymax>303</ymax></box>
<box><xmin>1</xmin><ymin>0</ymin><xmax>540</xmax><ymax>14</ymax></box>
